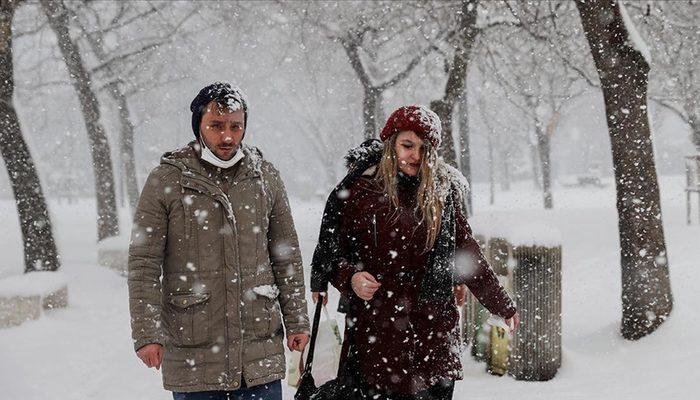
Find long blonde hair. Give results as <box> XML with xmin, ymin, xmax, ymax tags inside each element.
<box><xmin>375</xmin><ymin>135</ymin><xmax>443</xmax><ymax>252</ymax></box>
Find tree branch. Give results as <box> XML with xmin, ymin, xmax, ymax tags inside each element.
<box><xmin>377</xmin><ymin>44</ymin><xmax>435</xmax><ymax>90</ymax></box>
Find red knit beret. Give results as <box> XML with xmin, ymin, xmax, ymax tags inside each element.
<box><xmin>379</xmin><ymin>105</ymin><xmax>442</xmax><ymax>148</ymax></box>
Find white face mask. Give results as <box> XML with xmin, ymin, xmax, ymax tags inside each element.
<box><xmin>199</xmin><ymin>139</ymin><xmax>245</xmax><ymax>169</ymax></box>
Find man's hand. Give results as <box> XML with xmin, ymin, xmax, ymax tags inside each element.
<box><xmin>287</xmin><ymin>333</ymin><xmax>310</xmax><ymax>352</ymax></box>
<box><xmin>312</xmin><ymin>292</ymin><xmax>329</xmax><ymax>305</ymax></box>
<box><xmin>136</xmin><ymin>343</ymin><xmax>164</xmax><ymax>370</ymax></box>
<box><xmin>454</xmin><ymin>284</ymin><xmax>468</xmax><ymax>307</ymax></box>
<box><xmin>351</xmin><ymin>272</ymin><xmax>381</xmax><ymax>301</ymax></box>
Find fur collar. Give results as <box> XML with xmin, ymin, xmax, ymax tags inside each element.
<box><xmin>343</xmin><ymin>139</ymin><xmax>470</xmax><ymax>202</ymax></box>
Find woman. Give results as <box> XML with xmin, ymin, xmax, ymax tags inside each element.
<box><xmin>310</xmin><ymin>105</ymin><xmax>519</xmax><ymax>400</ymax></box>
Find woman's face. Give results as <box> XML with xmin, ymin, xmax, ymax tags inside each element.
<box><xmin>394</xmin><ymin>130</ymin><xmax>424</xmax><ymax>177</ymax></box>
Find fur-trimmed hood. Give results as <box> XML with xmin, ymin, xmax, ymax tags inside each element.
<box><xmin>343</xmin><ymin>139</ymin><xmax>470</xmax><ymax>202</ymax></box>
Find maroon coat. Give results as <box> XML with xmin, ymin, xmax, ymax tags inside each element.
<box><xmin>330</xmin><ymin>174</ymin><xmax>515</xmax><ymax>395</ymax></box>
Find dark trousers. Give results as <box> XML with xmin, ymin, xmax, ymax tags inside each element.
<box><xmin>172</xmin><ymin>379</ymin><xmax>282</xmax><ymax>400</ymax></box>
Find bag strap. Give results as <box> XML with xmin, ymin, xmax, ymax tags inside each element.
<box><xmin>302</xmin><ymin>292</ymin><xmax>325</xmax><ymax>374</ymax></box>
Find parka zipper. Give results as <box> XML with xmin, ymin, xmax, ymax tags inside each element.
<box><xmin>372</xmin><ymin>213</ymin><xmax>378</xmax><ymax>247</ymax></box>
<box><xmin>182</xmin><ymin>170</ymin><xmax>244</xmax><ymax>386</ymax></box>
<box><xmin>229</xmin><ymin>173</ymin><xmax>259</xmax><ymax>387</ymax></box>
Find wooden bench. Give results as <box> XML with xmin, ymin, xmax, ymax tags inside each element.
<box><xmin>97</xmin><ymin>235</ymin><xmax>130</xmax><ymax>276</ymax></box>
<box><xmin>0</xmin><ymin>271</ymin><xmax>68</xmax><ymax>328</ymax></box>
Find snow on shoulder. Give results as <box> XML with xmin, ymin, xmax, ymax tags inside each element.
<box><xmin>243</xmin><ymin>144</ymin><xmax>265</xmax><ymax>175</ymax></box>
<box><xmin>436</xmin><ymin>159</ymin><xmax>470</xmax><ymax>202</ymax></box>
<box><xmin>344</xmin><ymin>139</ymin><xmax>383</xmax><ymax>171</ymax></box>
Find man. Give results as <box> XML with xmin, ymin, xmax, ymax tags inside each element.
<box><xmin>128</xmin><ymin>82</ymin><xmax>310</xmax><ymax>400</ymax></box>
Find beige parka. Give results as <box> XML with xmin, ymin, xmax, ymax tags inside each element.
<box><xmin>128</xmin><ymin>142</ymin><xmax>309</xmax><ymax>392</ymax></box>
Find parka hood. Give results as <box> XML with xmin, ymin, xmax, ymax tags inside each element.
<box><xmin>344</xmin><ymin>139</ymin><xmax>384</xmax><ymax>172</ymax></box>
<box><xmin>342</xmin><ymin>139</ymin><xmax>470</xmax><ymax>202</ymax></box>
<box><xmin>160</xmin><ymin>140</ymin><xmax>265</xmax><ymax>178</ymax></box>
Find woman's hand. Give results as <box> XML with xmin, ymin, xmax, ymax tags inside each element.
<box><xmin>351</xmin><ymin>272</ymin><xmax>381</xmax><ymax>301</ymax></box>
<box><xmin>454</xmin><ymin>284</ymin><xmax>468</xmax><ymax>307</ymax></box>
<box><xmin>311</xmin><ymin>292</ymin><xmax>329</xmax><ymax>305</ymax></box>
<box><xmin>506</xmin><ymin>312</ymin><xmax>521</xmax><ymax>332</ymax></box>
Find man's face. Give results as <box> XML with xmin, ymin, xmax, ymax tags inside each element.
<box><xmin>199</xmin><ymin>101</ymin><xmax>245</xmax><ymax>160</ymax></box>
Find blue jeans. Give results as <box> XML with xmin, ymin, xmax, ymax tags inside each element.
<box><xmin>172</xmin><ymin>380</ymin><xmax>282</xmax><ymax>400</ymax></box>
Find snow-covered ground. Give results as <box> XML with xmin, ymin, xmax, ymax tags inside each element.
<box><xmin>0</xmin><ymin>175</ymin><xmax>696</xmax><ymax>399</ymax></box>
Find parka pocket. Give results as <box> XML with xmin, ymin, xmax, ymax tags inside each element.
<box><xmin>165</xmin><ymin>292</ymin><xmax>211</xmax><ymax>347</ymax></box>
<box><xmin>253</xmin><ymin>297</ymin><xmax>282</xmax><ymax>339</ymax></box>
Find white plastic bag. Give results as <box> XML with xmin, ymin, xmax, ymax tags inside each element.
<box><xmin>288</xmin><ymin>305</ymin><xmax>343</xmax><ymax>387</ymax></box>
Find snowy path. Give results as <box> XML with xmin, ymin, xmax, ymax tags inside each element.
<box><xmin>0</xmin><ymin>176</ymin><xmax>696</xmax><ymax>399</ymax></box>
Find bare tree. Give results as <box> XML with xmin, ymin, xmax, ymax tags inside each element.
<box><xmin>40</xmin><ymin>0</ymin><xmax>119</xmax><ymax>241</ymax></box>
<box><xmin>507</xmin><ymin>0</ymin><xmax>698</xmax><ymax>153</ymax></box>
<box><xmin>472</xmin><ymin>62</ymin><xmax>531</xmax><ymax>198</ymax></box>
<box><xmin>288</xmin><ymin>1</ymin><xmax>439</xmax><ymax>140</ymax></box>
<box><xmin>427</xmin><ymin>0</ymin><xmax>524</xmax><ymax>211</ymax></box>
<box><xmin>425</xmin><ymin>1</ymin><xmax>474</xmax><ymax>170</ymax></box>
<box><xmin>475</xmin><ymin>97</ymin><xmax>497</xmax><ymax>206</ymax></box>
<box><xmin>66</xmin><ymin>2</ymin><xmax>159</xmax><ymax>212</ymax></box>
<box><xmin>626</xmin><ymin>1</ymin><xmax>700</xmax><ymax>151</ymax></box>
<box><xmin>576</xmin><ymin>0</ymin><xmax>673</xmax><ymax>340</ymax></box>
<box><xmin>482</xmin><ymin>35</ymin><xmax>585</xmax><ymax>209</ymax></box>
<box><xmin>0</xmin><ymin>0</ymin><xmax>60</xmax><ymax>273</ymax></box>
<box><xmin>234</xmin><ymin>2</ymin><xmax>361</xmax><ymax>189</ymax></box>
<box><xmin>65</xmin><ymin>1</ymin><xmax>199</xmax><ymax>212</ymax></box>
<box><xmin>337</xmin><ymin>27</ymin><xmax>433</xmax><ymax>140</ymax></box>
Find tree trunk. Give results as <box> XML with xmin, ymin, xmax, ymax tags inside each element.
<box><xmin>109</xmin><ymin>83</ymin><xmax>139</xmax><ymax>212</ymax></box>
<box><xmin>75</xmin><ymin>11</ymin><xmax>141</xmax><ymax>214</ymax></box>
<box><xmin>363</xmin><ymin>86</ymin><xmax>379</xmax><ymax>140</ymax></box>
<box><xmin>689</xmin><ymin>117</ymin><xmax>700</xmax><ymax>152</ymax></box>
<box><xmin>530</xmin><ymin>141</ymin><xmax>541</xmax><ymax>190</ymax></box>
<box><xmin>341</xmin><ymin>38</ymin><xmax>381</xmax><ymax>141</ymax></box>
<box><xmin>374</xmin><ymin>91</ymin><xmax>385</xmax><ymax>135</ymax></box>
<box><xmin>458</xmin><ymin>91</ymin><xmax>473</xmax><ymax>212</ymax></box>
<box><xmin>339</xmin><ymin>21</ymin><xmax>430</xmax><ymax>141</ymax></box>
<box><xmin>487</xmin><ymin>135</ymin><xmax>495</xmax><ymax>206</ymax></box>
<box><xmin>501</xmin><ymin>150</ymin><xmax>511</xmax><ymax>191</ymax></box>
<box><xmin>116</xmin><ymin>162</ymin><xmax>125</xmax><ymax>208</ymax></box>
<box><xmin>535</xmin><ymin>123</ymin><xmax>553</xmax><ymax>209</ymax></box>
<box><xmin>434</xmin><ymin>0</ymin><xmax>478</xmax><ymax>168</ymax></box>
<box><xmin>431</xmin><ymin>99</ymin><xmax>457</xmax><ymax>167</ymax></box>
<box><xmin>41</xmin><ymin>0</ymin><xmax>119</xmax><ymax>241</ymax></box>
<box><xmin>576</xmin><ymin>0</ymin><xmax>673</xmax><ymax>340</ymax></box>
<box><xmin>0</xmin><ymin>0</ymin><xmax>61</xmax><ymax>273</ymax></box>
